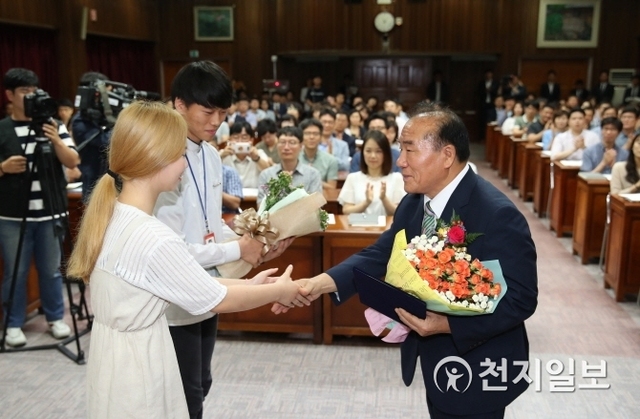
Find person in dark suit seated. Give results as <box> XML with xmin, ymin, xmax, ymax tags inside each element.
<box><xmin>284</xmin><ymin>102</ymin><xmax>538</xmax><ymax>419</ymax></box>
<box><xmin>593</xmin><ymin>70</ymin><xmax>615</xmax><ymax>104</ymax></box>
<box><xmin>539</xmin><ymin>70</ymin><xmax>561</xmax><ymax>103</ymax></box>
<box><xmin>569</xmin><ymin>79</ymin><xmax>590</xmax><ymax>104</ymax></box>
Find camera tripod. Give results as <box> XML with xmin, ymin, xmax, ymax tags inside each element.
<box><xmin>0</xmin><ymin>130</ymin><xmax>93</xmax><ymax>364</ymax></box>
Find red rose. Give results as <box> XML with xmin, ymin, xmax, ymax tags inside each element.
<box><xmin>447</xmin><ymin>225</ymin><xmax>465</xmax><ymax>245</ymax></box>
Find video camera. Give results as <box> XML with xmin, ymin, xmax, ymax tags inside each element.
<box><xmin>75</xmin><ymin>80</ymin><xmax>160</xmax><ymax>127</ymax></box>
<box><xmin>24</xmin><ymin>89</ymin><xmax>58</xmax><ymax>138</ymax></box>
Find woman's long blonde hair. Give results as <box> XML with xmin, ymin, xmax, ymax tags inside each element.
<box><xmin>67</xmin><ymin>101</ymin><xmax>187</xmax><ymax>283</ymax></box>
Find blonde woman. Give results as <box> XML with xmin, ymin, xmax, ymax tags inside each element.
<box><xmin>67</xmin><ymin>101</ymin><xmax>304</xmax><ymax>418</ymax></box>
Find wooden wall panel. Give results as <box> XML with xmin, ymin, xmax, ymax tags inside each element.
<box><xmin>2</xmin><ymin>0</ymin><xmax>639</xmax><ymax>113</ymax></box>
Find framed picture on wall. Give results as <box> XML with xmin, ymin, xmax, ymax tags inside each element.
<box><xmin>537</xmin><ymin>0</ymin><xmax>601</xmax><ymax>48</ymax></box>
<box><xmin>194</xmin><ymin>6</ymin><xmax>234</xmax><ymax>41</ymax></box>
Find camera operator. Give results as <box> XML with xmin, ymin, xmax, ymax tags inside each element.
<box><xmin>0</xmin><ymin>68</ymin><xmax>79</xmax><ymax>347</ymax></box>
<box><xmin>71</xmin><ymin>71</ymin><xmax>111</xmax><ymax>201</ymax></box>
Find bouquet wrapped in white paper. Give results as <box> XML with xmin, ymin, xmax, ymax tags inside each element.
<box><xmin>217</xmin><ymin>172</ymin><xmax>328</xmax><ymax>278</ymax></box>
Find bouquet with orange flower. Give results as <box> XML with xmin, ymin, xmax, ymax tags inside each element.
<box><xmin>385</xmin><ymin>212</ymin><xmax>506</xmax><ymax>315</ymax></box>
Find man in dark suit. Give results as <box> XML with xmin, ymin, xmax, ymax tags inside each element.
<box><xmin>426</xmin><ymin>70</ymin><xmax>450</xmax><ymax>104</ymax></box>
<box><xmin>593</xmin><ymin>71</ymin><xmax>615</xmax><ymax>104</ymax></box>
<box><xmin>283</xmin><ymin>103</ymin><xmax>538</xmax><ymax>418</ymax></box>
<box><xmin>540</xmin><ymin>70</ymin><xmax>561</xmax><ymax>103</ymax></box>
<box><xmin>477</xmin><ymin>70</ymin><xmax>501</xmax><ymax>139</ymax></box>
<box><xmin>569</xmin><ymin>79</ymin><xmax>590</xmax><ymax>104</ymax></box>
<box><xmin>623</xmin><ymin>74</ymin><xmax>640</xmax><ymax>104</ymax></box>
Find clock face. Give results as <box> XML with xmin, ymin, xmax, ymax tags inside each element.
<box><xmin>374</xmin><ymin>12</ymin><xmax>395</xmax><ymax>33</ymax></box>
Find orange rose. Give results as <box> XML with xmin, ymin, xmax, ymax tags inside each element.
<box><xmin>438</xmin><ymin>251</ymin><xmax>452</xmax><ymax>264</ymax></box>
<box><xmin>480</xmin><ymin>268</ymin><xmax>494</xmax><ymax>281</ymax></box>
<box><xmin>475</xmin><ymin>282</ymin><xmax>490</xmax><ymax>295</ymax></box>
<box><xmin>470</xmin><ymin>259</ymin><xmax>483</xmax><ymax>271</ymax></box>
<box><xmin>470</xmin><ymin>274</ymin><xmax>482</xmax><ymax>285</ymax></box>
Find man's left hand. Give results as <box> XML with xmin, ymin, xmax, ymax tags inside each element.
<box><xmin>395</xmin><ymin>309</ymin><xmax>451</xmax><ymax>337</ymax></box>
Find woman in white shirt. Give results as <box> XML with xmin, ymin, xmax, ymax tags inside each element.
<box><xmin>501</xmin><ymin>101</ymin><xmax>524</xmax><ymax>135</ymax></box>
<box><xmin>339</xmin><ymin>130</ymin><xmax>405</xmax><ymax>216</ymax></box>
<box><xmin>67</xmin><ymin>101</ymin><xmax>302</xmax><ymax>418</ymax></box>
<box><xmin>611</xmin><ymin>134</ymin><xmax>640</xmax><ymax>194</ymax></box>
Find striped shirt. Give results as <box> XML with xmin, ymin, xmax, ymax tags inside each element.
<box><xmin>96</xmin><ymin>202</ymin><xmax>227</xmax><ymax>315</ymax></box>
<box><xmin>0</xmin><ymin>121</ymin><xmax>75</xmax><ymax>222</ymax></box>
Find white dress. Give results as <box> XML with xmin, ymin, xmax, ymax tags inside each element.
<box><xmin>86</xmin><ymin>203</ymin><xmax>227</xmax><ymax>418</ymax></box>
<box><xmin>338</xmin><ymin>171</ymin><xmax>406</xmax><ymax>216</ymax></box>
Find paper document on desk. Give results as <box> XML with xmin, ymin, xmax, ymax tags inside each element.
<box><xmin>559</xmin><ymin>160</ymin><xmax>583</xmax><ymax>167</ymax></box>
<box><xmin>327</xmin><ymin>213</ymin><xmax>336</xmax><ymax>225</ymax></box>
<box><xmin>347</xmin><ymin>214</ymin><xmax>386</xmax><ymax>227</ymax></box>
<box><xmin>619</xmin><ymin>193</ymin><xmax>640</xmax><ymax>202</ymax></box>
<box><xmin>541</xmin><ymin>150</ymin><xmax>552</xmax><ymax>157</ymax></box>
<box><xmin>242</xmin><ymin>188</ymin><xmax>258</xmax><ymax>198</ymax></box>
<box><xmin>603</xmin><ymin>174</ymin><xmax>612</xmax><ymax>181</ymax></box>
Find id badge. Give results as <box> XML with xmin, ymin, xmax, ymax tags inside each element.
<box><xmin>204</xmin><ymin>232</ymin><xmax>215</xmax><ymax>244</ymax></box>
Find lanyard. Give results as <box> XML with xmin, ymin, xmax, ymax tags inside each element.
<box><xmin>185</xmin><ymin>150</ymin><xmax>210</xmax><ymax>233</ymax></box>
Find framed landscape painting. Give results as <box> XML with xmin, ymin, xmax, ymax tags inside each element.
<box><xmin>537</xmin><ymin>0</ymin><xmax>601</xmax><ymax>48</ymax></box>
<box><xmin>194</xmin><ymin>6</ymin><xmax>234</xmax><ymax>41</ymax></box>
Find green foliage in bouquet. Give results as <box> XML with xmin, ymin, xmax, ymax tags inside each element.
<box><xmin>262</xmin><ymin>172</ymin><xmax>329</xmax><ymax>230</ymax></box>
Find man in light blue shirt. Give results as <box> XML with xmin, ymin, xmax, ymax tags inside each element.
<box><xmin>581</xmin><ymin>117</ymin><xmax>628</xmax><ymax>174</ymax></box>
<box><xmin>257</xmin><ymin>126</ymin><xmax>322</xmax><ymax>205</ymax></box>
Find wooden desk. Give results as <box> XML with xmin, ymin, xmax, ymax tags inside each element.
<box><xmin>240</xmin><ymin>195</ymin><xmax>257</xmax><ymax>211</ymax></box>
<box><xmin>533</xmin><ymin>152</ymin><xmax>551</xmax><ymax>216</ymax></box>
<box><xmin>549</xmin><ymin>161</ymin><xmax>580</xmax><ymax>237</ymax></box>
<box><xmin>518</xmin><ymin>143</ymin><xmax>541</xmax><ymax>201</ymax></box>
<box><xmin>217</xmin><ymin>235</ymin><xmax>324</xmax><ymax>343</ymax></box>
<box><xmin>603</xmin><ymin>194</ymin><xmax>640</xmax><ymax>301</ymax></box>
<box><xmin>497</xmin><ymin>133</ymin><xmax>511</xmax><ymax>179</ymax></box>
<box><xmin>507</xmin><ymin>136</ymin><xmax>526</xmax><ymax>188</ymax></box>
<box><xmin>322</xmin><ymin>188</ymin><xmax>342</xmax><ymax>215</ymax></box>
<box><xmin>321</xmin><ymin>215</ymin><xmax>392</xmax><ymax>344</ymax></box>
<box><xmin>572</xmin><ymin>173</ymin><xmax>610</xmax><ymax>264</ymax></box>
<box><xmin>484</xmin><ymin>123</ymin><xmax>497</xmax><ymax>165</ymax></box>
<box><xmin>490</xmin><ymin>127</ymin><xmax>501</xmax><ymax>170</ymax></box>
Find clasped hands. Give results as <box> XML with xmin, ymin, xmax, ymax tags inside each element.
<box><xmin>365</xmin><ymin>181</ymin><xmax>387</xmax><ymax>203</ymax></box>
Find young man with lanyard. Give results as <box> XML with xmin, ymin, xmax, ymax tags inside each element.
<box><xmin>154</xmin><ymin>61</ymin><xmax>293</xmax><ymax>419</ymax></box>
<box><xmin>0</xmin><ymin>68</ymin><xmax>79</xmax><ymax>346</ymax></box>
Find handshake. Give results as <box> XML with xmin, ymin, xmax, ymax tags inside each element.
<box><xmin>248</xmin><ymin>265</ymin><xmax>326</xmax><ymax>310</ymax></box>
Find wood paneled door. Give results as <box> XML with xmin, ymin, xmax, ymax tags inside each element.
<box><xmin>354</xmin><ymin>58</ymin><xmax>431</xmax><ymax>111</ymax></box>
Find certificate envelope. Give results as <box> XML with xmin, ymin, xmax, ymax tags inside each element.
<box><xmin>353</xmin><ymin>267</ymin><xmax>426</xmax><ymax>323</ymax></box>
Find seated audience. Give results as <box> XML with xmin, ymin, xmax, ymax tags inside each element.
<box><xmin>221</xmin><ymin>165</ymin><xmax>243</xmax><ymax>214</ymax></box>
<box><xmin>334</xmin><ymin>110</ymin><xmax>356</xmax><ymax>156</ymax></box>
<box><xmin>501</xmin><ymin>101</ymin><xmax>524</xmax><ymax>135</ymax></box>
<box><xmin>318</xmin><ymin>109</ymin><xmax>350</xmax><ymax>171</ymax></box>
<box><xmin>339</xmin><ymin>130</ymin><xmax>405</xmax><ymax>217</ymax></box>
<box><xmin>344</xmin><ymin>109</ymin><xmax>365</xmax><ymax>140</ymax></box>
<box><xmin>259</xmin><ymin>98</ymin><xmax>276</xmax><ymax>121</ymax></box>
<box><xmin>512</xmin><ymin>100</ymin><xmax>538</xmax><ymax>136</ymax></box>
<box><xmin>541</xmin><ymin>110</ymin><xmax>569</xmax><ymax>150</ymax></box>
<box><xmin>228</xmin><ymin>98</ymin><xmax>257</xmax><ymax>128</ymax></box>
<box><xmin>257</xmin><ymin>126</ymin><xmax>322</xmax><ymax>205</ymax></box>
<box><xmin>526</xmin><ymin>102</ymin><xmax>554</xmax><ymax>143</ymax></box>
<box><xmin>350</xmin><ymin>113</ymin><xmax>401</xmax><ymax>173</ymax></box>
<box><xmin>550</xmin><ymin>108</ymin><xmax>599</xmax><ymax>161</ymax></box>
<box><xmin>299</xmin><ymin>118</ymin><xmax>339</xmax><ymax>189</ymax></box>
<box><xmin>220</xmin><ymin>121</ymin><xmax>269</xmax><ymax>188</ymax></box>
<box><xmin>617</xmin><ymin>106</ymin><xmax>639</xmax><ymax>149</ymax></box>
<box><xmin>610</xmin><ymin>134</ymin><xmax>640</xmax><ymax>194</ymax></box>
<box><xmin>255</xmin><ymin>118</ymin><xmax>279</xmax><ymax>165</ymax></box>
<box><xmin>279</xmin><ymin>114</ymin><xmax>297</xmax><ymax>128</ymax></box>
<box><xmin>581</xmin><ymin>117</ymin><xmax>628</xmax><ymax>174</ymax></box>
